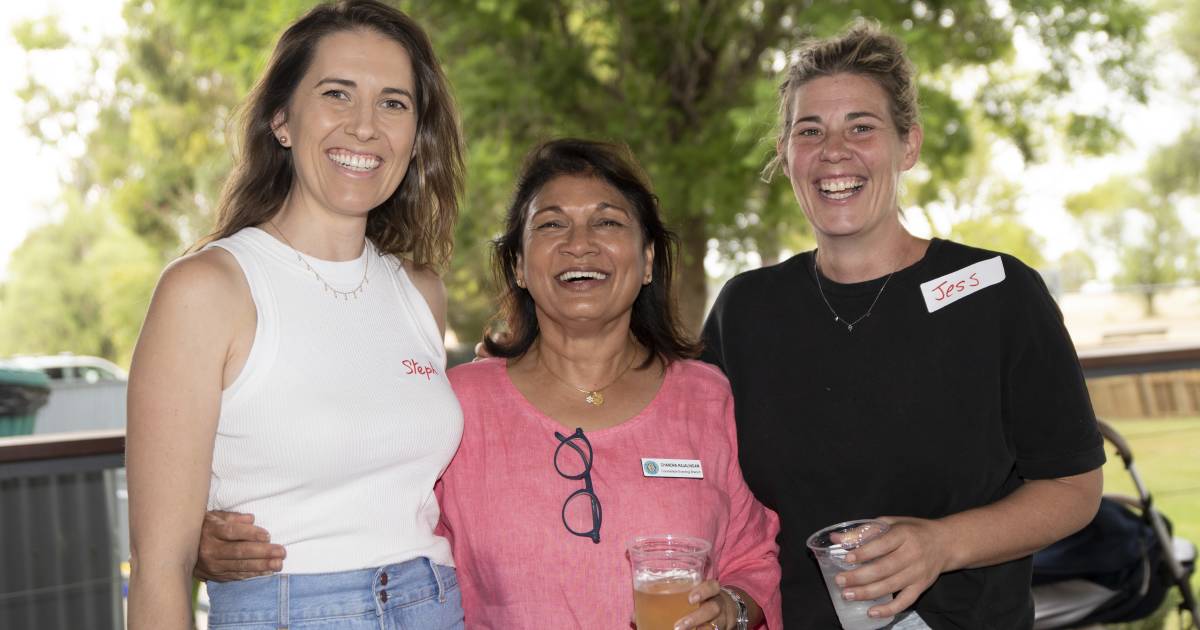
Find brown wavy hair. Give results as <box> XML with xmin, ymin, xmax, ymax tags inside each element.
<box><xmin>484</xmin><ymin>139</ymin><xmax>700</xmax><ymax>367</ymax></box>
<box><xmin>764</xmin><ymin>18</ymin><xmax>919</xmax><ymax>180</ymax></box>
<box><xmin>197</xmin><ymin>0</ymin><xmax>462</xmax><ymax>268</ymax></box>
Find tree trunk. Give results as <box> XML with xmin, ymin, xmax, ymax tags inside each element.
<box><xmin>676</xmin><ymin>215</ymin><xmax>709</xmax><ymax>335</ymax></box>
<box><xmin>1141</xmin><ymin>288</ymin><xmax>1158</xmax><ymax>317</ymax></box>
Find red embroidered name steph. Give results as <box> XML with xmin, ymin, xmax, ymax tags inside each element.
<box><xmin>403</xmin><ymin>359</ymin><xmax>439</xmax><ymax>380</ymax></box>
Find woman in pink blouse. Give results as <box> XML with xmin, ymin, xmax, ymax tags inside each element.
<box><xmin>196</xmin><ymin>139</ymin><xmax>781</xmax><ymax>630</ymax></box>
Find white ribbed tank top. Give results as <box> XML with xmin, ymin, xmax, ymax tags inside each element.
<box><xmin>204</xmin><ymin>227</ymin><xmax>462</xmax><ymax>574</ymax></box>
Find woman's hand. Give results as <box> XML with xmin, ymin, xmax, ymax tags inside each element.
<box><xmin>671</xmin><ymin>580</ymin><xmax>742</xmax><ymax>630</ymax></box>
<box><xmin>835</xmin><ymin>516</ymin><xmax>953</xmax><ymax>619</ymax></box>
<box><xmin>193</xmin><ymin>510</ymin><xmax>285</xmax><ymax>582</ymax></box>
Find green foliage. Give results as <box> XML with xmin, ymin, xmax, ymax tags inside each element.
<box><xmin>1054</xmin><ymin>249</ymin><xmax>1098</xmax><ymax>293</ymax></box>
<box><xmin>0</xmin><ymin>199</ymin><xmax>160</xmax><ymax>367</ymax></box>
<box><xmin>415</xmin><ymin>0</ymin><xmax>1154</xmax><ymax>330</ymax></box>
<box><xmin>6</xmin><ymin>0</ymin><xmax>1158</xmax><ymax>352</ymax></box>
<box><xmin>1066</xmin><ymin>128</ymin><xmax>1200</xmax><ymax>315</ymax></box>
<box><xmin>10</xmin><ymin>14</ymin><xmax>69</xmax><ymax>49</ymax></box>
<box><xmin>910</xmin><ymin>110</ymin><xmax>1048</xmax><ymax>268</ymax></box>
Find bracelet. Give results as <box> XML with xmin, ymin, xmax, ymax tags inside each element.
<box><xmin>720</xmin><ymin>586</ymin><xmax>749</xmax><ymax>630</ymax></box>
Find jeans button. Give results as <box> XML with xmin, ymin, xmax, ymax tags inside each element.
<box><xmin>380</xmin><ymin>571</ymin><xmax>389</xmax><ymax>585</ymax></box>
<box><xmin>380</xmin><ymin>589</ymin><xmax>389</xmax><ymax>603</ymax></box>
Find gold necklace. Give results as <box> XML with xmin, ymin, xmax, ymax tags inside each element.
<box><xmin>539</xmin><ymin>345</ymin><xmax>639</xmax><ymax>406</ymax></box>
<box><xmin>269</xmin><ymin>220</ymin><xmax>370</xmax><ymax>300</ymax></box>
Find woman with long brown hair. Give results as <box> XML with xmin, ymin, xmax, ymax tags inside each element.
<box><xmin>125</xmin><ymin>1</ymin><xmax>466</xmax><ymax>628</ymax></box>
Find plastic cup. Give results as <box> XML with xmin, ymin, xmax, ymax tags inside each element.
<box><xmin>806</xmin><ymin>519</ymin><xmax>895</xmax><ymax>630</ymax></box>
<box><xmin>628</xmin><ymin>535</ymin><xmax>711</xmax><ymax>630</ymax></box>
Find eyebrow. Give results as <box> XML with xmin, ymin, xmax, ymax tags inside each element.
<box><xmin>530</xmin><ymin>201</ymin><xmax>630</xmax><ymax>217</ymax></box>
<box><xmin>313</xmin><ymin>77</ymin><xmax>414</xmax><ymax>99</ymax></box>
<box><xmin>793</xmin><ymin>111</ymin><xmax>886</xmax><ymax>125</ymax></box>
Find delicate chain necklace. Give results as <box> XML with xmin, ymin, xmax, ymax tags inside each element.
<box><xmin>269</xmin><ymin>220</ymin><xmax>370</xmax><ymax>300</ymax></box>
<box><xmin>813</xmin><ymin>251</ymin><xmax>896</xmax><ymax>333</ymax></box>
<box><xmin>539</xmin><ymin>345</ymin><xmax>639</xmax><ymax>406</ymax></box>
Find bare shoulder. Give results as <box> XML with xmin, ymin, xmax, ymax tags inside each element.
<box><xmin>401</xmin><ymin>258</ymin><xmax>447</xmax><ymax>336</ymax></box>
<box><xmin>155</xmin><ymin>248</ymin><xmax>248</xmax><ymax>308</ymax></box>
<box><xmin>130</xmin><ymin>248</ymin><xmax>252</xmax><ymax>406</ymax></box>
<box><xmin>401</xmin><ymin>259</ymin><xmax>446</xmax><ymax>302</ymax></box>
<box><xmin>143</xmin><ymin>248</ymin><xmax>251</xmax><ymax>341</ymax></box>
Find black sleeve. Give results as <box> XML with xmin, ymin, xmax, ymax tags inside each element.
<box><xmin>699</xmin><ymin>281</ymin><xmax>730</xmax><ymax>372</ymax></box>
<box><xmin>1005</xmin><ymin>262</ymin><xmax>1106</xmax><ymax>479</ymax></box>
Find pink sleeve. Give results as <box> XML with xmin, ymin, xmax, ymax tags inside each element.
<box><xmin>433</xmin><ymin>478</ymin><xmax>452</xmax><ymax>542</ymax></box>
<box><xmin>713</xmin><ymin>389</ymin><xmax>783</xmax><ymax>629</ymax></box>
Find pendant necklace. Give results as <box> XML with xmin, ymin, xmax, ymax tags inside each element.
<box><xmin>540</xmin><ymin>345</ymin><xmax>638</xmax><ymax>406</ymax></box>
<box><xmin>269</xmin><ymin>220</ymin><xmax>371</xmax><ymax>300</ymax></box>
<box><xmin>813</xmin><ymin>251</ymin><xmax>897</xmax><ymax>333</ymax></box>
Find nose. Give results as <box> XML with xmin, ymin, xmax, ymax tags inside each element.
<box><xmin>560</xmin><ymin>224</ymin><xmax>598</xmax><ymax>257</ymax></box>
<box><xmin>345</xmin><ymin>101</ymin><xmax>378</xmax><ymax>141</ymax></box>
<box><xmin>820</xmin><ymin>133</ymin><xmax>850</xmax><ymax>162</ymax></box>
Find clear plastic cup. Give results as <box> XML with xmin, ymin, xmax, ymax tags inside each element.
<box><xmin>628</xmin><ymin>535</ymin><xmax>711</xmax><ymax>630</ymax></box>
<box><xmin>806</xmin><ymin>519</ymin><xmax>895</xmax><ymax>630</ymax></box>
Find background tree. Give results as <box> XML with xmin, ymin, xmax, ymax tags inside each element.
<box><xmin>1066</xmin><ymin>127</ymin><xmax>1200</xmax><ymax>316</ymax></box>
<box><xmin>1063</xmin><ymin>0</ymin><xmax>1200</xmax><ymax>316</ymax></box>
<box><xmin>0</xmin><ymin>196</ymin><xmax>159</xmax><ymax>365</ymax></box>
<box><xmin>3</xmin><ymin>0</ymin><xmax>1157</xmax><ymax>363</ymax></box>
<box><xmin>414</xmin><ymin>0</ymin><xmax>1152</xmax><ymax>332</ymax></box>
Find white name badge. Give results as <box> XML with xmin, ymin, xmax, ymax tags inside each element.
<box><xmin>919</xmin><ymin>256</ymin><xmax>1006</xmax><ymax>313</ymax></box>
<box><xmin>641</xmin><ymin>458</ymin><xmax>704</xmax><ymax>479</ymax></box>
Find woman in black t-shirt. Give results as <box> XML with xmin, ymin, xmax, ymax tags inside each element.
<box><xmin>701</xmin><ymin>19</ymin><xmax>1105</xmax><ymax>630</ymax></box>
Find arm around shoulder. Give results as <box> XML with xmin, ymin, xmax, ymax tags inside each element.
<box><xmin>126</xmin><ymin>250</ymin><xmax>248</xmax><ymax>629</ymax></box>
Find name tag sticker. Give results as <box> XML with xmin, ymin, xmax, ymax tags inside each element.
<box><xmin>920</xmin><ymin>256</ymin><xmax>1006</xmax><ymax>313</ymax></box>
<box><xmin>642</xmin><ymin>458</ymin><xmax>704</xmax><ymax>479</ymax></box>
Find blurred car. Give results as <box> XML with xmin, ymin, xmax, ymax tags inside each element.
<box><xmin>6</xmin><ymin>353</ymin><xmax>128</xmax><ymax>384</ymax></box>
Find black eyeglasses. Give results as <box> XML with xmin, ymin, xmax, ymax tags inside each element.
<box><xmin>554</xmin><ymin>427</ymin><xmax>602</xmax><ymax>544</ymax></box>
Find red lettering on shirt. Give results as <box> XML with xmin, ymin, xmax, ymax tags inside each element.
<box><xmin>402</xmin><ymin>359</ymin><xmax>439</xmax><ymax>381</ymax></box>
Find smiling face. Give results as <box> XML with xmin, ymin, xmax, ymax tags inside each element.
<box><xmin>275</xmin><ymin>29</ymin><xmax>417</xmax><ymax>219</ymax></box>
<box><xmin>782</xmin><ymin>73</ymin><xmax>922</xmax><ymax>243</ymax></box>
<box><xmin>517</xmin><ymin>174</ymin><xmax>653</xmax><ymax>330</ymax></box>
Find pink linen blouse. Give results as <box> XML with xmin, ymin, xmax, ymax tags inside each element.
<box><xmin>437</xmin><ymin>358</ymin><xmax>783</xmax><ymax>629</ymax></box>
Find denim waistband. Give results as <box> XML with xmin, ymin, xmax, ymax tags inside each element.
<box><xmin>206</xmin><ymin>556</ymin><xmax>458</xmax><ymax>626</ymax></box>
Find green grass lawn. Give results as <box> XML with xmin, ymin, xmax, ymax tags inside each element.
<box><xmin>1100</xmin><ymin>417</ymin><xmax>1200</xmax><ymax>547</ymax></box>
<box><xmin>1098</xmin><ymin>417</ymin><xmax>1200</xmax><ymax>630</ymax></box>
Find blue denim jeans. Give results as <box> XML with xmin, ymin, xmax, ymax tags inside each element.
<box><xmin>205</xmin><ymin>557</ymin><xmax>463</xmax><ymax>630</ymax></box>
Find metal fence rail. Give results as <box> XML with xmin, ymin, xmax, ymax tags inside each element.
<box><xmin>0</xmin><ymin>343</ymin><xmax>1194</xmax><ymax>627</ymax></box>
<box><xmin>0</xmin><ymin>431</ymin><xmax>125</xmax><ymax>630</ymax></box>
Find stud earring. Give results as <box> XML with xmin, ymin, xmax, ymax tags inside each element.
<box><xmin>278</xmin><ymin>135</ymin><xmax>289</xmax><ymax>147</ymax></box>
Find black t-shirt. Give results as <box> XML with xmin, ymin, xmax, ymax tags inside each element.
<box><xmin>700</xmin><ymin>239</ymin><xmax>1105</xmax><ymax>630</ymax></box>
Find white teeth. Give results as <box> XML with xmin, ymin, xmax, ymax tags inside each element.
<box><xmin>818</xmin><ymin>178</ymin><xmax>863</xmax><ymax>197</ymax></box>
<box><xmin>328</xmin><ymin>152</ymin><xmax>381</xmax><ymax>171</ymax></box>
<box><xmin>818</xmin><ymin>178</ymin><xmax>863</xmax><ymax>193</ymax></box>
<box><xmin>557</xmin><ymin>270</ymin><xmax>608</xmax><ymax>282</ymax></box>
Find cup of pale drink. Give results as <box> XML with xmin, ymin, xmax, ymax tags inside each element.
<box><xmin>806</xmin><ymin>519</ymin><xmax>895</xmax><ymax>630</ymax></box>
<box><xmin>628</xmin><ymin>535</ymin><xmax>711</xmax><ymax>630</ymax></box>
